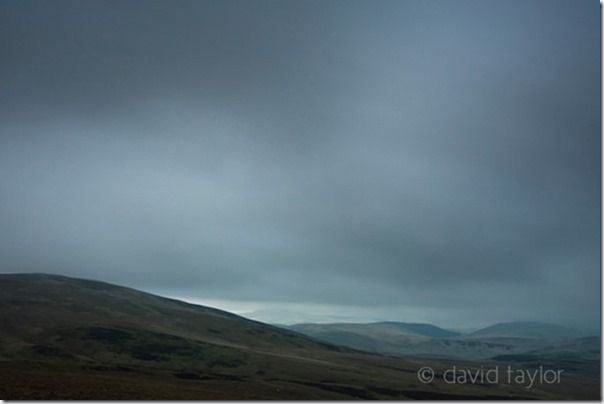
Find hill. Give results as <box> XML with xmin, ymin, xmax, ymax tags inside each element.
<box><xmin>286</xmin><ymin>320</ymin><xmax>598</xmax><ymax>361</ymax></box>
<box><xmin>0</xmin><ymin>273</ymin><xmax>335</xmax><ymax>355</ymax></box>
<box><xmin>372</xmin><ymin>322</ymin><xmax>460</xmax><ymax>338</ymax></box>
<box><xmin>469</xmin><ymin>322</ymin><xmax>585</xmax><ymax>339</ymax></box>
<box><xmin>286</xmin><ymin>322</ymin><xmax>457</xmax><ymax>355</ymax></box>
<box><xmin>0</xmin><ymin>273</ymin><xmax>597</xmax><ymax>400</ymax></box>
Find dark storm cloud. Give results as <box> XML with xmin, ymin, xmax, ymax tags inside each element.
<box><xmin>0</xmin><ymin>0</ymin><xmax>599</xmax><ymax>328</ymax></box>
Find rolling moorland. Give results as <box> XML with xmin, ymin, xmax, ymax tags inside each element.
<box><xmin>285</xmin><ymin>321</ymin><xmax>599</xmax><ymax>360</ymax></box>
<box><xmin>0</xmin><ymin>273</ymin><xmax>599</xmax><ymax>399</ymax></box>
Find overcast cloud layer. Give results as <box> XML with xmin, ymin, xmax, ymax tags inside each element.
<box><xmin>0</xmin><ymin>0</ymin><xmax>599</xmax><ymax>328</ymax></box>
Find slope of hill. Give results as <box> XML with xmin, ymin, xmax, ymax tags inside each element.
<box><xmin>0</xmin><ymin>272</ymin><xmax>335</xmax><ymax>356</ymax></box>
<box><xmin>468</xmin><ymin>322</ymin><xmax>585</xmax><ymax>339</ymax></box>
<box><xmin>524</xmin><ymin>336</ymin><xmax>600</xmax><ymax>361</ymax></box>
<box><xmin>372</xmin><ymin>322</ymin><xmax>460</xmax><ymax>338</ymax></box>
<box><xmin>286</xmin><ymin>322</ymin><xmax>457</xmax><ymax>355</ymax></box>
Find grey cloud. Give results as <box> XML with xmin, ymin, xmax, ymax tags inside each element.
<box><xmin>0</xmin><ymin>0</ymin><xmax>599</xmax><ymax>329</ymax></box>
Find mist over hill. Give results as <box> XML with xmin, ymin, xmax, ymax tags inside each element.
<box><xmin>0</xmin><ymin>0</ymin><xmax>599</xmax><ymax>331</ymax></box>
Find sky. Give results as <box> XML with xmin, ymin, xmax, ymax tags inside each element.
<box><xmin>0</xmin><ymin>0</ymin><xmax>600</xmax><ymax>329</ymax></box>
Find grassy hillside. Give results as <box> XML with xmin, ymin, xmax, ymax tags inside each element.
<box><xmin>0</xmin><ymin>273</ymin><xmax>336</xmax><ymax>355</ymax></box>
<box><xmin>287</xmin><ymin>322</ymin><xmax>434</xmax><ymax>355</ymax></box>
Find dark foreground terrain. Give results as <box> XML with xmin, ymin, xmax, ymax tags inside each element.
<box><xmin>0</xmin><ymin>274</ymin><xmax>599</xmax><ymax>399</ymax></box>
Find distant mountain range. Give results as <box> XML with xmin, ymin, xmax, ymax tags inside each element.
<box><xmin>284</xmin><ymin>320</ymin><xmax>597</xmax><ymax>360</ymax></box>
<box><xmin>285</xmin><ymin>322</ymin><xmax>458</xmax><ymax>356</ymax></box>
